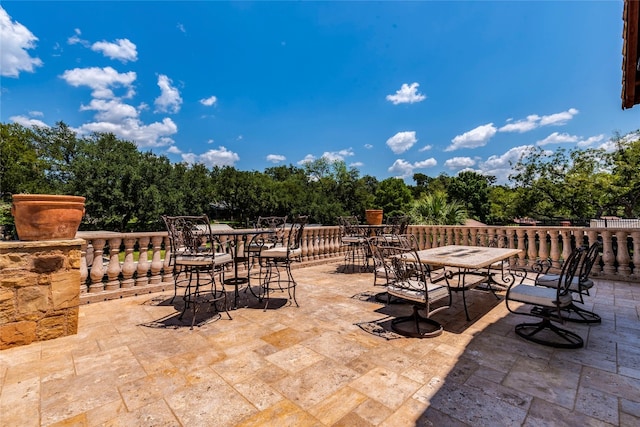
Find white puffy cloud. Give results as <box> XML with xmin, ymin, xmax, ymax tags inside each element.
<box><xmin>154</xmin><ymin>74</ymin><xmax>182</xmax><ymax>114</ymax></box>
<box><xmin>576</xmin><ymin>134</ymin><xmax>606</xmax><ymax>148</ymax></box>
<box><xmin>266</xmin><ymin>154</ymin><xmax>286</xmax><ymax>163</ymax></box>
<box><xmin>418</xmin><ymin>145</ymin><xmax>433</xmax><ymax>152</ymax></box>
<box><xmin>167</xmin><ymin>146</ymin><xmax>182</xmax><ymax>154</ymax></box>
<box><xmin>539</xmin><ymin>108</ymin><xmax>579</xmax><ymax>126</ymax></box>
<box><xmin>386</xmin><ymin>131</ymin><xmax>417</xmax><ymax>154</ymax></box>
<box><xmin>182</xmin><ymin>146</ymin><xmax>239</xmax><ymax>167</ymax></box>
<box><xmin>364</xmin><ymin>143</ymin><xmax>373</xmax><ymax>149</ymax></box>
<box><xmin>536</xmin><ymin>132</ymin><xmax>579</xmax><ymax>146</ymax></box>
<box><xmin>349</xmin><ymin>161</ymin><xmax>363</xmax><ymax>168</ymax></box>
<box><xmin>476</xmin><ymin>145</ymin><xmax>537</xmax><ymax>184</ymax></box>
<box><xmin>297</xmin><ymin>154</ymin><xmax>316</xmax><ymax>165</ymax></box>
<box><xmin>386</xmin><ymin>82</ymin><xmax>426</xmax><ymax>105</ymax></box>
<box><xmin>60</xmin><ymin>66</ymin><xmax>136</xmax><ymax>99</ymax></box>
<box><xmin>76</xmin><ymin>117</ymin><xmax>177</xmax><ymax>148</ymax></box>
<box><xmin>67</xmin><ymin>28</ymin><xmax>89</xmax><ymax>47</ymax></box>
<box><xmin>0</xmin><ymin>6</ymin><xmax>43</xmax><ymax>77</ymax></box>
<box><xmin>498</xmin><ymin>115</ymin><xmax>540</xmax><ymax>133</ymax></box>
<box><xmin>9</xmin><ymin>115</ymin><xmax>48</xmax><ymax>128</ymax></box>
<box><xmin>388</xmin><ymin>158</ymin><xmax>437</xmax><ymax>178</ymax></box>
<box><xmin>444</xmin><ymin>157</ymin><xmax>476</xmax><ymax>170</ymax></box>
<box><xmin>322</xmin><ymin>148</ymin><xmax>354</xmax><ymax>162</ymax></box>
<box><xmin>91</xmin><ymin>38</ymin><xmax>137</xmax><ymax>62</ymax></box>
<box><xmin>79</xmin><ymin>99</ymin><xmax>138</xmax><ymax>122</ymax></box>
<box><xmin>200</xmin><ymin>95</ymin><xmax>218</xmax><ymax>106</ymax></box>
<box><xmin>446</xmin><ymin>123</ymin><xmax>497</xmax><ymax>151</ymax></box>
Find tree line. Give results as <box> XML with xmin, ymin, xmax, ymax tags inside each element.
<box><xmin>1</xmin><ymin>121</ymin><xmax>638</xmax><ymax>233</ymax></box>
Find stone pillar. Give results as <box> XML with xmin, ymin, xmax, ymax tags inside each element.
<box><xmin>0</xmin><ymin>239</ymin><xmax>82</xmax><ymax>350</ymax></box>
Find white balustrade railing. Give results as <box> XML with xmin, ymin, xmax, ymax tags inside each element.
<box><xmin>76</xmin><ymin>225</ymin><xmax>639</xmax><ymax>302</ymax></box>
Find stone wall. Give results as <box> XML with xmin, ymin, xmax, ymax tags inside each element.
<box><xmin>0</xmin><ymin>239</ymin><xmax>82</xmax><ymax>350</ymax></box>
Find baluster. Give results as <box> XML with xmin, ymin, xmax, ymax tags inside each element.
<box><xmin>601</xmin><ymin>230</ymin><xmax>616</xmax><ymax>276</ymax></box>
<box><xmin>149</xmin><ymin>235</ymin><xmax>164</xmax><ymax>284</ymax></box>
<box><xmin>615</xmin><ymin>230</ymin><xmax>631</xmax><ymax>276</ymax></box>
<box><xmin>537</xmin><ymin>228</ymin><xmax>549</xmax><ymax>262</ymax></box>
<box><xmin>311</xmin><ymin>228</ymin><xmax>319</xmax><ymax>261</ymax></box>
<box><xmin>527</xmin><ymin>230</ymin><xmax>537</xmax><ymax>265</ymax></box>
<box><xmin>549</xmin><ymin>229</ymin><xmax>561</xmax><ymax>270</ymax></box>
<box><xmin>506</xmin><ymin>228</ymin><xmax>517</xmax><ymax>268</ymax></box>
<box><xmin>560</xmin><ymin>229</ymin><xmax>572</xmax><ymax>264</ymax></box>
<box><xmin>79</xmin><ymin>240</ymin><xmax>88</xmax><ymax>293</ymax></box>
<box><xmin>586</xmin><ymin>230</ymin><xmax>600</xmax><ymax>276</ymax></box>
<box><xmin>89</xmin><ymin>238</ymin><xmax>106</xmax><ymax>292</ymax></box>
<box><xmin>162</xmin><ymin>235</ymin><xmax>173</xmax><ymax>283</ymax></box>
<box><xmin>105</xmin><ymin>238</ymin><xmax>122</xmax><ymax>291</ymax></box>
<box><xmin>136</xmin><ymin>236</ymin><xmax>150</xmax><ymax>287</ymax></box>
<box><xmin>121</xmin><ymin>237</ymin><xmax>136</xmax><ymax>288</ymax></box>
<box><xmin>301</xmin><ymin>229</ymin><xmax>310</xmax><ymax>263</ymax></box>
<box><xmin>630</xmin><ymin>230</ymin><xmax>640</xmax><ymax>280</ymax></box>
<box><xmin>515</xmin><ymin>228</ymin><xmax>527</xmax><ymax>267</ymax></box>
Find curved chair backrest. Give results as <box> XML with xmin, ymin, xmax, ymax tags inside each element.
<box><xmin>579</xmin><ymin>242</ymin><xmax>601</xmax><ymax>283</ymax></box>
<box><xmin>557</xmin><ymin>245</ymin><xmax>585</xmax><ymax>298</ymax></box>
<box><xmin>162</xmin><ymin>215</ymin><xmax>213</xmax><ymax>255</ymax></box>
<box><xmin>256</xmin><ymin>215</ymin><xmax>288</xmax><ymax>245</ymax></box>
<box><xmin>386</xmin><ymin>215</ymin><xmax>411</xmax><ymax>235</ymax></box>
<box><xmin>287</xmin><ymin>215</ymin><xmax>309</xmax><ymax>251</ymax></box>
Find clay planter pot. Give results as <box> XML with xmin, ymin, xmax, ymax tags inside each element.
<box><xmin>365</xmin><ymin>209</ymin><xmax>383</xmax><ymax>225</ymax></box>
<box><xmin>11</xmin><ymin>194</ymin><xmax>85</xmax><ymax>241</ymax></box>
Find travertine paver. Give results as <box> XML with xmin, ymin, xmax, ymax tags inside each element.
<box><xmin>0</xmin><ymin>261</ymin><xmax>639</xmax><ymax>426</ymax></box>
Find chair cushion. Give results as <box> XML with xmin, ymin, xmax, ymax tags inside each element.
<box><xmin>387</xmin><ymin>281</ymin><xmax>449</xmax><ymax>304</ymax></box>
<box><xmin>536</xmin><ymin>274</ymin><xmax>594</xmax><ymax>292</ymax></box>
<box><xmin>175</xmin><ymin>252</ymin><xmax>232</xmax><ymax>266</ymax></box>
<box><xmin>261</xmin><ymin>247</ymin><xmax>302</xmax><ymax>259</ymax></box>
<box><xmin>508</xmin><ymin>283</ymin><xmax>573</xmax><ymax>307</ymax></box>
<box><xmin>342</xmin><ymin>236</ymin><xmax>367</xmax><ymax>244</ymax></box>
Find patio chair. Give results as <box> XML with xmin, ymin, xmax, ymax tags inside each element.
<box><xmin>338</xmin><ymin>215</ymin><xmax>370</xmax><ymax>272</ymax></box>
<box><xmin>505</xmin><ymin>245</ymin><xmax>585</xmax><ymax>348</ymax></box>
<box><xmin>533</xmin><ymin>241</ymin><xmax>601</xmax><ymax>324</ymax></box>
<box><xmin>245</xmin><ymin>215</ymin><xmax>288</xmax><ymax>274</ymax></box>
<box><xmin>384</xmin><ymin>240</ymin><xmax>453</xmax><ymax>338</ymax></box>
<box><xmin>258</xmin><ymin>215</ymin><xmax>308</xmax><ymax>310</ymax></box>
<box><xmin>384</xmin><ymin>215</ymin><xmax>411</xmax><ymax>235</ymax></box>
<box><xmin>162</xmin><ymin>215</ymin><xmax>233</xmax><ymax>329</ymax></box>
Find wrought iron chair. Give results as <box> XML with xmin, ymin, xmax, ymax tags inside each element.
<box><xmin>338</xmin><ymin>215</ymin><xmax>370</xmax><ymax>272</ymax></box>
<box><xmin>533</xmin><ymin>241</ymin><xmax>601</xmax><ymax>324</ymax></box>
<box><xmin>384</xmin><ymin>215</ymin><xmax>411</xmax><ymax>235</ymax></box>
<box><xmin>505</xmin><ymin>245</ymin><xmax>585</xmax><ymax>348</ymax></box>
<box><xmin>384</xmin><ymin>237</ymin><xmax>453</xmax><ymax>338</ymax></box>
<box><xmin>162</xmin><ymin>215</ymin><xmax>233</xmax><ymax>329</ymax></box>
<box><xmin>258</xmin><ymin>215</ymin><xmax>308</xmax><ymax>310</ymax></box>
<box><xmin>245</xmin><ymin>215</ymin><xmax>288</xmax><ymax>275</ymax></box>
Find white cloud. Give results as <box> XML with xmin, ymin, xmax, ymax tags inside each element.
<box><xmin>267</xmin><ymin>154</ymin><xmax>286</xmax><ymax>163</ymax></box>
<box><xmin>576</xmin><ymin>134</ymin><xmax>606</xmax><ymax>148</ymax></box>
<box><xmin>10</xmin><ymin>115</ymin><xmax>48</xmax><ymax>128</ymax></box>
<box><xmin>349</xmin><ymin>161</ymin><xmax>364</xmax><ymax>168</ymax></box>
<box><xmin>477</xmin><ymin>145</ymin><xmax>538</xmax><ymax>184</ymax></box>
<box><xmin>167</xmin><ymin>146</ymin><xmax>182</xmax><ymax>154</ymax></box>
<box><xmin>386</xmin><ymin>82</ymin><xmax>426</xmax><ymax>105</ymax></box>
<box><xmin>498</xmin><ymin>115</ymin><xmax>540</xmax><ymax>133</ymax></box>
<box><xmin>182</xmin><ymin>146</ymin><xmax>239</xmax><ymax>167</ymax></box>
<box><xmin>79</xmin><ymin>99</ymin><xmax>138</xmax><ymax>122</ymax></box>
<box><xmin>60</xmin><ymin>66</ymin><xmax>136</xmax><ymax>99</ymax></box>
<box><xmin>322</xmin><ymin>148</ymin><xmax>354</xmax><ymax>162</ymax></box>
<box><xmin>67</xmin><ymin>28</ymin><xmax>89</xmax><ymax>47</ymax></box>
<box><xmin>539</xmin><ymin>108</ymin><xmax>579</xmax><ymax>126</ymax></box>
<box><xmin>0</xmin><ymin>6</ymin><xmax>43</xmax><ymax>77</ymax></box>
<box><xmin>297</xmin><ymin>154</ymin><xmax>316</xmax><ymax>165</ymax></box>
<box><xmin>388</xmin><ymin>158</ymin><xmax>437</xmax><ymax>178</ymax></box>
<box><xmin>154</xmin><ymin>74</ymin><xmax>182</xmax><ymax>114</ymax></box>
<box><xmin>386</xmin><ymin>131</ymin><xmax>417</xmax><ymax>154</ymax></box>
<box><xmin>200</xmin><ymin>96</ymin><xmax>217</xmax><ymax>106</ymax></box>
<box><xmin>29</xmin><ymin>110</ymin><xmax>43</xmax><ymax>117</ymax></box>
<box><xmin>444</xmin><ymin>157</ymin><xmax>476</xmax><ymax>170</ymax></box>
<box><xmin>177</xmin><ymin>23</ymin><xmax>186</xmax><ymax>33</ymax></box>
<box><xmin>418</xmin><ymin>145</ymin><xmax>433</xmax><ymax>152</ymax></box>
<box><xmin>364</xmin><ymin>144</ymin><xmax>373</xmax><ymax>149</ymax></box>
<box><xmin>91</xmin><ymin>38</ymin><xmax>137</xmax><ymax>63</ymax></box>
<box><xmin>536</xmin><ymin>132</ymin><xmax>579</xmax><ymax>146</ymax></box>
<box><xmin>76</xmin><ymin>117</ymin><xmax>178</xmax><ymax>148</ymax></box>
<box><xmin>446</xmin><ymin>123</ymin><xmax>496</xmax><ymax>151</ymax></box>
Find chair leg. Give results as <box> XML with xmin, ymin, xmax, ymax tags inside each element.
<box><xmin>535</xmin><ymin>303</ymin><xmax>601</xmax><ymax>324</ymax></box>
<box><xmin>391</xmin><ymin>305</ymin><xmax>443</xmax><ymax>338</ymax></box>
<box><xmin>515</xmin><ymin>317</ymin><xmax>583</xmax><ymax>349</ymax></box>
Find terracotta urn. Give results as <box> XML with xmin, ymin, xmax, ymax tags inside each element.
<box><xmin>11</xmin><ymin>194</ymin><xmax>85</xmax><ymax>241</ymax></box>
<box><xmin>365</xmin><ymin>209</ymin><xmax>383</xmax><ymax>225</ymax></box>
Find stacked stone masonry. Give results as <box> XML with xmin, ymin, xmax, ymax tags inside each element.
<box><xmin>0</xmin><ymin>239</ymin><xmax>82</xmax><ymax>350</ymax></box>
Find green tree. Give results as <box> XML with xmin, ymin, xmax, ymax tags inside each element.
<box><xmin>447</xmin><ymin>171</ymin><xmax>495</xmax><ymax>222</ymax></box>
<box><xmin>0</xmin><ymin>122</ymin><xmax>48</xmax><ymax>197</ymax></box>
<box><xmin>408</xmin><ymin>191</ymin><xmax>467</xmax><ymax>225</ymax></box>
<box><xmin>373</xmin><ymin>177</ymin><xmax>413</xmax><ymax>217</ymax></box>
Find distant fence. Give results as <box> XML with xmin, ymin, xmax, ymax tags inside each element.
<box><xmin>590</xmin><ymin>219</ymin><xmax>640</xmax><ymax>228</ymax></box>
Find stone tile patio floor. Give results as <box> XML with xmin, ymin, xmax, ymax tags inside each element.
<box><xmin>1</xmin><ymin>262</ymin><xmax>639</xmax><ymax>426</ymax></box>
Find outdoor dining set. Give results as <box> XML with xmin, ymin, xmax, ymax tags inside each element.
<box><xmin>162</xmin><ymin>213</ymin><xmax>602</xmax><ymax>350</ymax></box>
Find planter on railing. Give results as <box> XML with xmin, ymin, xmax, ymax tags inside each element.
<box><xmin>11</xmin><ymin>194</ymin><xmax>85</xmax><ymax>241</ymax></box>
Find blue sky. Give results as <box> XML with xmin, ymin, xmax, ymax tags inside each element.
<box><xmin>1</xmin><ymin>1</ymin><xmax>639</xmax><ymax>184</ymax></box>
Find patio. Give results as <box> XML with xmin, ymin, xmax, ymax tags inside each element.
<box><xmin>1</xmin><ymin>261</ymin><xmax>639</xmax><ymax>426</ymax></box>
